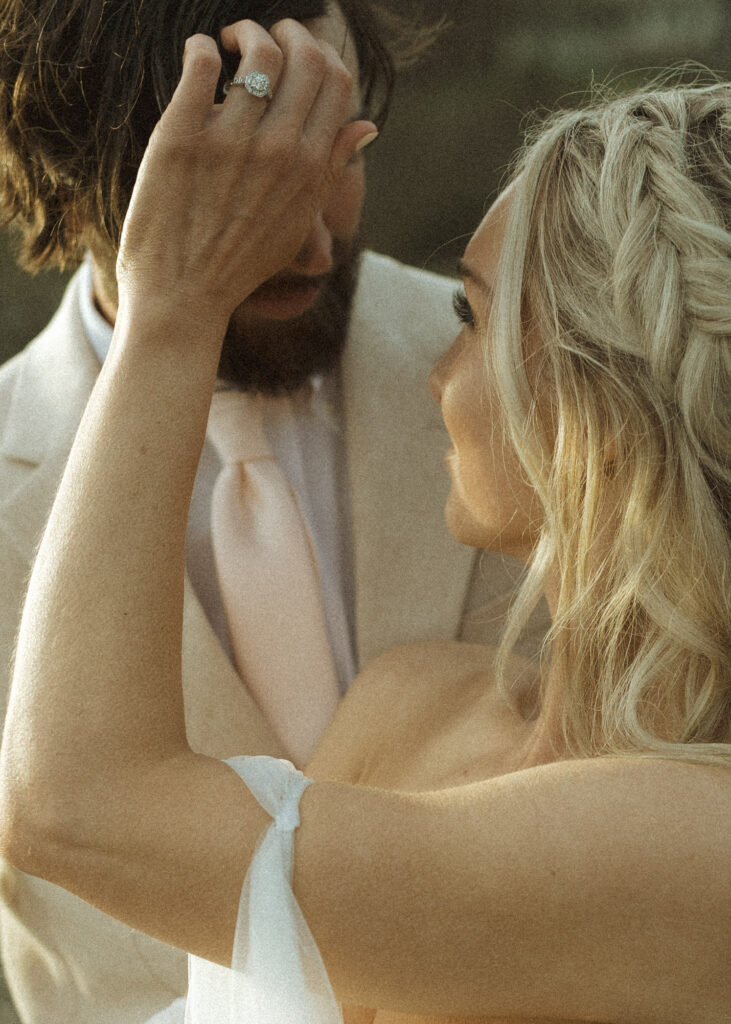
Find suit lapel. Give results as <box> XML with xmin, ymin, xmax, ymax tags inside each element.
<box><xmin>343</xmin><ymin>253</ymin><xmax>477</xmax><ymax>668</ymax></box>
<box><xmin>0</xmin><ymin>272</ymin><xmax>99</xmax><ymax>562</ymax></box>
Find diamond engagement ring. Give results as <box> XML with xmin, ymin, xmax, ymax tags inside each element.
<box><xmin>224</xmin><ymin>70</ymin><xmax>273</xmax><ymax>99</ymax></box>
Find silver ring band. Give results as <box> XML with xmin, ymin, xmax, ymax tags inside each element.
<box><xmin>224</xmin><ymin>70</ymin><xmax>273</xmax><ymax>100</ymax></box>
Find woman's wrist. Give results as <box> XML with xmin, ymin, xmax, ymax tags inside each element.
<box><xmin>114</xmin><ymin>289</ymin><xmax>230</xmax><ymax>362</ymax></box>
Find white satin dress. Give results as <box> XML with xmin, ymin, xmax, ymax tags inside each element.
<box><xmin>146</xmin><ymin>755</ymin><xmax>342</xmax><ymax>1024</ymax></box>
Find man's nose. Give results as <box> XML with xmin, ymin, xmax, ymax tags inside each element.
<box><xmin>291</xmin><ymin>213</ymin><xmax>333</xmax><ymax>276</ymax></box>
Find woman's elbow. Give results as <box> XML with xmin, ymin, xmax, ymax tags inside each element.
<box><xmin>0</xmin><ymin>760</ymin><xmax>81</xmax><ymax>881</ymax></box>
<box><xmin>0</xmin><ymin>789</ymin><xmax>52</xmax><ymax>878</ymax></box>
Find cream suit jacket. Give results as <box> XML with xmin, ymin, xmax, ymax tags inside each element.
<box><xmin>0</xmin><ymin>252</ymin><xmax>544</xmax><ymax>1023</ymax></box>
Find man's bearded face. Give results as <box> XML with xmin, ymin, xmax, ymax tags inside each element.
<box><xmin>216</xmin><ymin>5</ymin><xmax>366</xmax><ymax>394</ymax></box>
<box><xmin>217</xmin><ymin>233</ymin><xmax>363</xmax><ymax>393</ymax></box>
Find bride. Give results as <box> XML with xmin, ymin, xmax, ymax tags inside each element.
<box><xmin>0</xmin><ymin>16</ymin><xmax>728</xmax><ymax>1024</ymax></box>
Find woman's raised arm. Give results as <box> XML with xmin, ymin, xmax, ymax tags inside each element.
<box><xmin>0</xmin><ymin>11</ymin><xmax>374</xmax><ymax>970</ymax></box>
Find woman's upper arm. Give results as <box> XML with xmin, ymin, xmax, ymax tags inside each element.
<box><xmin>10</xmin><ymin>735</ymin><xmax>726</xmax><ymax>1023</ymax></box>
<box><xmin>296</xmin><ymin>757</ymin><xmax>730</xmax><ymax>1023</ymax></box>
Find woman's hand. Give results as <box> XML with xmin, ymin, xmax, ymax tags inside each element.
<box><xmin>116</xmin><ymin>18</ymin><xmax>376</xmax><ymax>334</ymax></box>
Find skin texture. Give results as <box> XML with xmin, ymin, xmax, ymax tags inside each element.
<box><xmin>0</xmin><ymin>20</ymin><xmax>729</xmax><ymax>1024</ymax></box>
<box><xmin>113</xmin><ymin>19</ymin><xmax>374</xmax><ymax>333</ymax></box>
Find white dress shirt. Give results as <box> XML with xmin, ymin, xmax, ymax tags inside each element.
<box><xmin>78</xmin><ymin>258</ymin><xmax>357</xmax><ymax>694</ymax></box>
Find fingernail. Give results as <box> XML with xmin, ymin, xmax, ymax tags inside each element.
<box><xmin>355</xmin><ymin>131</ymin><xmax>379</xmax><ymax>153</ymax></box>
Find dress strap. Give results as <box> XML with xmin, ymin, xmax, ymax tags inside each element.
<box><xmin>172</xmin><ymin>755</ymin><xmax>343</xmax><ymax>1024</ymax></box>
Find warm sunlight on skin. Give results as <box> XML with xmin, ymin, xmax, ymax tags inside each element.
<box><xmin>233</xmin><ymin>4</ymin><xmax>366</xmax><ymax>323</ymax></box>
<box><xmin>429</xmin><ymin>188</ymin><xmax>543</xmax><ymax>560</ymax></box>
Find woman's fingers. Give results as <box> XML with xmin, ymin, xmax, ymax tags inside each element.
<box><xmin>219</xmin><ymin>16</ymin><xmax>366</xmax><ymax>201</ymax></box>
<box><xmin>303</xmin><ymin>39</ymin><xmax>355</xmax><ymax>152</ymax></box>
<box><xmin>165</xmin><ymin>34</ymin><xmax>222</xmax><ymax>132</ymax></box>
<box><xmin>220</xmin><ymin>20</ymin><xmax>283</xmax><ymax>121</ymax></box>
<box><xmin>266</xmin><ymin>19</ymin><xmax>331</xmax><ymax>125</ymax></box>
<box><xmin>120</xmin><ymin>16</ymin><xmax>373</xmax><ymax>320</ymax></box>
<box><xmin>327</xmin><ymin>120</ymin><xmax>379</xmax><ymax>184</ymax></box>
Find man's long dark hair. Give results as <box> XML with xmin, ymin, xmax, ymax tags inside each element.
<box><xmin>0</xmin><ymin>0</ymin><xmax>394</xmax><ymax>273</ymax></box>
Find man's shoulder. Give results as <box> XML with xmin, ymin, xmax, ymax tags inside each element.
<box><xmin>357</xmin><ymin>251</ymin><xmax>456</xmax><ymax>312</ymax></box>
<box><xmin>360</xmin><ymin>250</ymin><xmax>455</xmax><ymax>291</ymax></box>
<box><xmin>0</xmin><ymin>270</ymin><xmax>97</xmax><ymax>474</ymax></box>
<box><xmin>352</xmin><ymin>251</ymin><xmax>457</xmax><ymax>362</ymax></box>
<box><xmin>0</xmin><ymin>341</ymin><xmax>36</xmax><ymax>441</ymax></box>
<box><xmin>0</xmin><ymin>274</ymin><xmax>81</xmax><ymax>386</ymax></box>
<box><xmin>0</xmin><ymin>348</ymin><xmax>22</xmax><ymax>397</ymax></box>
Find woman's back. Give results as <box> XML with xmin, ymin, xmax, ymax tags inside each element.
<box><xmin>316</xmin><ymin>644</ymin><xmax>551</xmax><ymax>1024</ymax></box>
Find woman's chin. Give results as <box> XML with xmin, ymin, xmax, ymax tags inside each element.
<box><xmin>444</xmin><ymin>495</ymin><xmax>491</xmax><ymax>549</ymax></box>
<box><xmin>444</xmin><ymin>495</ymin><xmax>533</xmax><ymax>562</ymax></box>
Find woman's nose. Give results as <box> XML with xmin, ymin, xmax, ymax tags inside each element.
<box><xmin>428</xmin><ymin>362</ymin><xmax>443</xmax><ymax>404</ymax></box>
<box><xmin>429</xmin><ymin>334</ymin><xmax>460</xmax><ymax>404</ymax></box>
<box><xmin>291</xmin><ymin>213</ymin><xmax>333</xmax><ymax>277</ymax></box>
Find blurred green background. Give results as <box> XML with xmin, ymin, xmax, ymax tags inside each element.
<box><xmin>0</xmin><ymin>0</ymin><xmax>728</xmax><ymax>1019</ymax></box>
<box><xmin>1</xmin><ymin>0</ymin><xmax>728</xmax><ymax>368</ymax></box>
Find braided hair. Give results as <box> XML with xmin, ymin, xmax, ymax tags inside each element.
<box><xmin>492</xmin><ymin>78</ymin><xmax>731</xmax><ymax>764</ymax></box>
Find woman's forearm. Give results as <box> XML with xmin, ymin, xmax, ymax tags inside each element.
<box><xmin>0</xmin><ymin>305</ymin><xmax>279</xmax><ymax>962</ymax></box>
<box><xmin>3</xmin><ymin>306</ymin><xmax>220</xmax><ymax>801</ymax></box>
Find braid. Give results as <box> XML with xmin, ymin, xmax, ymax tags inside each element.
<box><xmin>610</xmin><ymin>89</ymin><xmax>731</xmax><ymax>522</ymax></box>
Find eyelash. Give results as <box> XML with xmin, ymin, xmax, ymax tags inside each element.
<box><xmin>452</xmin><ymin>287</ymin><xmax>475</xmax><ymax>328</ymax></box>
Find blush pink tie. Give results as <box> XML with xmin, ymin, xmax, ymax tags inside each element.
<box><xmin>208</xmin><ymin>390</ymin><xmax>340</xmax><ymax>767</ymax></box>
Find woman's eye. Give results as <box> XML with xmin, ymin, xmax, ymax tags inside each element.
<box><xmin>452</xmin><ymin>287</ymin><xmax>475</xmax><ymax>327</ymax></box>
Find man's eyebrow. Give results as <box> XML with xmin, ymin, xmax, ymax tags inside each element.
<box><xmin>457</xmin><ymin>259</ymin><xmax>493</xmax><ymax>297</ymax></box>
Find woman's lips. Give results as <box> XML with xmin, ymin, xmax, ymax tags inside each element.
<box><xmin>246</xmin><ymin>275</ymin><xmax>324</xmax><ymax>320</ymax></box>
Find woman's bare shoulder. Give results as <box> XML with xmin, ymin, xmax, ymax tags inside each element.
<box><xmin>357</xmin><ymin>640</ymin><xmax>498</xmax><ymax>693</ymax></box>
<box><xmin>307</xmin><ymin>643</ymin><xmax>538</xmax><ymax>787</ymax></box>
<box><xmin>344</xmin><ymin>642</ymin><xmax>500</xmax><ymax>730</ymax></box>
<box><xmin>307</xmin><ymin>643</ymin><xmax>488</xmax><ymax>781</ymax></box>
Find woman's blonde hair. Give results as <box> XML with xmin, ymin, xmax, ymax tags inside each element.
<box><xmin>492</xmin><ymin>77</ymin><xmax>731</xmax><ymax>765</ymax></box>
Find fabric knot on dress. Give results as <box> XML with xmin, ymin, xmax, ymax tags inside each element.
<box><xmin>227</xmin><ymin>755</ymin><xmax>313</xmax><ymax>821</ymax></box>
<box><xmin>171</xmin><ymin>755</ymin><xmax>342</xmax><ymax>1024</ymax></box>
<box><xmin>274</xmin><ymin>782</ymin><xmax>308</xmax><ymax>831</ymax></box>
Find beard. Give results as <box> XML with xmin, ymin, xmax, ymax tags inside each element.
<box><xmin>216</xmin><ymin>234</ymin><xmax>363</xmax><ymax>394</ymax></box>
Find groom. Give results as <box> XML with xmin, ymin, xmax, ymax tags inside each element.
<box><xmin>0</xmin><ymin>0</ymin><xmax>545</xmax><ymax>1021</ymax></box>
